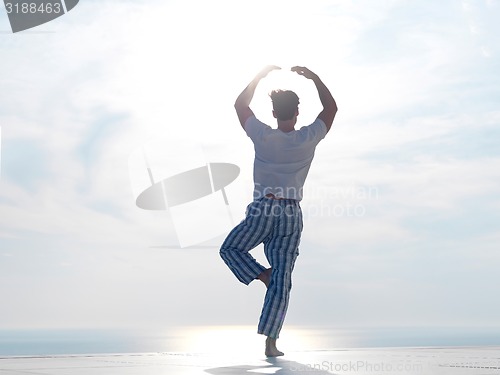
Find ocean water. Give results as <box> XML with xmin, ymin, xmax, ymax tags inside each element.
<box><xmin>1</xmin><ymin>326</ymin><xmax>500</xmax><ymax>357</ymax></box>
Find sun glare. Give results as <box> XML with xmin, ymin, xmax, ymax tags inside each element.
<box><xmin>184</xmin><ymin>326</ymin><xmax>263</xmax><ymax>355</ymax></box>
<box><xmin>162</xmin><ymin>325</ymin><xmax>329</xmax><ymax>355</ymax></box>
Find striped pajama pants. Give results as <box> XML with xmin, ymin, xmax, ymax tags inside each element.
<box><xmin>219</xmin><ymin>196</ymin><xmax>303</xmax><ymax>339</ymax></box>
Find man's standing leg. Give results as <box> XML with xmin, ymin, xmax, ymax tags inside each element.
<box><xmin>257</xmin><ymin>199</ymin><xmax>302</xmax><ymax>356</ymax></box>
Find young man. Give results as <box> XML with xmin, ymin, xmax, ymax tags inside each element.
<box><xmin>220</xmin><ymin>66</ymin><xmax>337</xmax><ymax>357</ymax></box>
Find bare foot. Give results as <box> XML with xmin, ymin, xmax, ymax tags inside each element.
<box><xmin>257</xmin><ymin>268</ymin><xmax>272</xmax><ymax>288</ymax></box>
<box><xmin>265</xmin><ymin>337</ymin><xmax>284</xmax><ymax>357</ymax></box>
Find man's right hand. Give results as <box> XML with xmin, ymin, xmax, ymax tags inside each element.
<box><xmin>291</xmin><ymin>66</ymin><xmax>317</xmax><ymax>80</ymax></box>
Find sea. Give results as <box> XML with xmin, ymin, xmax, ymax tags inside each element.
<box><xmin>1</xmin><ymin>326</ymin><xmax>500</xmax><ymax>357</ymax></box>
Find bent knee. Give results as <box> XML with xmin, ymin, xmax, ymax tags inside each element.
<box><xmin>219</xmin><ymin>245</ymin><xmax>229</xmax><ymax>258</ymax></box>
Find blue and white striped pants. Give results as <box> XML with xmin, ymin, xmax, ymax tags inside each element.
<box><xmin>220</xmin><ymin>196</ymin><xmax>303</xmax><ymax>339</ymax></box>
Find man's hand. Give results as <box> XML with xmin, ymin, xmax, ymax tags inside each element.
<box><xmin>234</xmin><ymin>65</ymin><xmax>281</xmax><ymax>129</ymax></box>
<box><xmin>291</xmin><ymin>66</ymin><xmax>317</xmax><ymax>80</ymax></box>
<box><xmin>257</xmin><ymin>65</ymin><xmax>281</xmax><ymax>79</ymax></box>
<box><xmin>292</xmin><ymin>66</ymin><xmax>337</xmax><ymax>133</ymax></box>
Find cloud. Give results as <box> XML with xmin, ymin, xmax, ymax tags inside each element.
<box><xmin>463</xmin><ymin>0</ymin><xmax>500</xmax><ymax>57</ymax></box>
<box><xmin>1</xmin><ymin>0</ymin><xmax>500</xmax><ymax>330</ymax></box>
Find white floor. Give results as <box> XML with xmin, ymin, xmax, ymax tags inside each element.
<box><xmin>1</xmin><ymin>347</ymin><xmax>499</xmax><ymax>375</ymax></box>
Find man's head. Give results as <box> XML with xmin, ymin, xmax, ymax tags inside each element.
<box><xmin>270</xmin><ymin>90</ymin><xmax>300</xmax><ymax>121</ymax></box>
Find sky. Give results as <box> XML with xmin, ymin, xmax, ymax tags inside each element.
<box><xmin>0</xmin><ymin>0</ymin><xmax>500</xmax><ymax>332</ymax></box>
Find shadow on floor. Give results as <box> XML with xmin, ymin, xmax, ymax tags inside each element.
<box><xmin>205</xmin><ymin>356</ymin><xmax>333</xmax><ymax>374</ymax></box>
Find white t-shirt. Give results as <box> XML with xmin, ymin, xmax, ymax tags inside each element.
<box><xmin>244</xmin><ymin>116</ymin><xmax>327</xmax><ymax>201</ymax></box>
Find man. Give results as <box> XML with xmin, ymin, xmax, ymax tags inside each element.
<box><xmin>220</xmin><ymin>65</ymin><xmax>337</xmax><ymax>357</ymax></box>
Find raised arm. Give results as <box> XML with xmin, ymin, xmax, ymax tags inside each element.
<box><xmin>291</xmin><ymin>66</ymin><xmax>337</xmax><ymax>133</ymax></box>
<box><xmin>234</xmin><ymin>65</ymin><xmax>281</xmax><ymax>128</ymax></box>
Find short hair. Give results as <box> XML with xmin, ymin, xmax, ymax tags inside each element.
<box><xmin>269</xmin><ymin>90</ymin><xmax>300</xmax><ymax>121</ymax></box>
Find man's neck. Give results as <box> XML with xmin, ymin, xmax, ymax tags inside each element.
<box><xmin>277</xmin><ymin>119</ymin><xmax>296</xmax><ymax>133</ymax></box>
